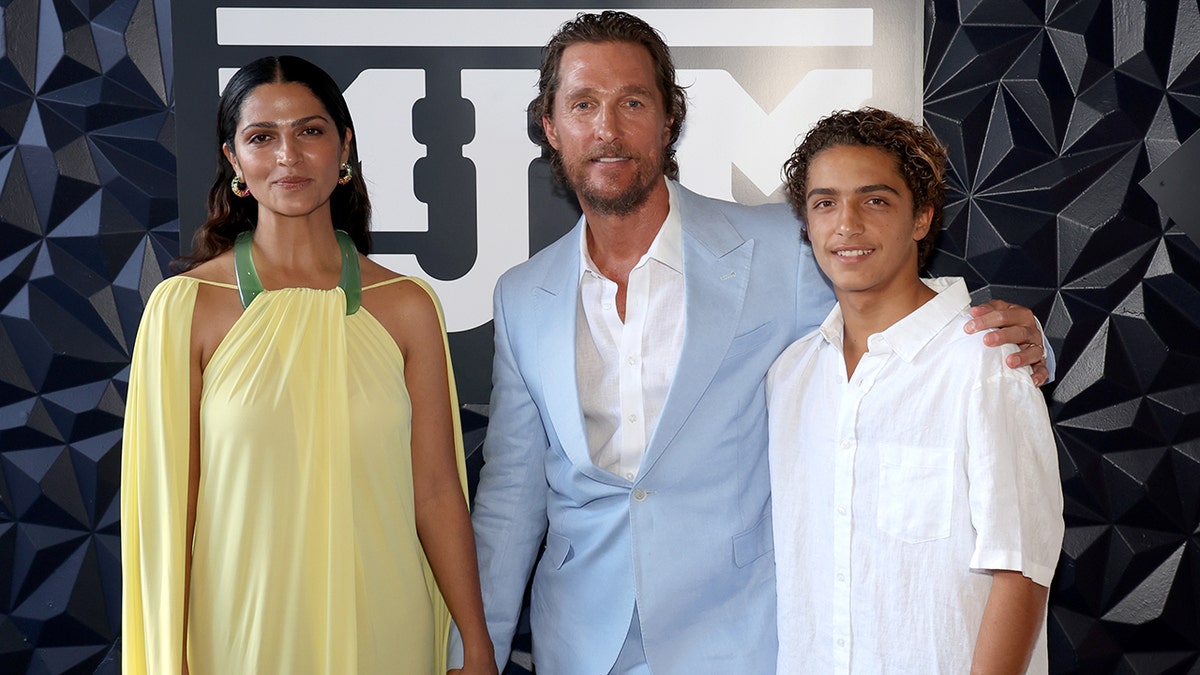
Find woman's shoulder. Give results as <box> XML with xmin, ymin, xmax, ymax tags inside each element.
<box><xmin>177</xmin><ymin>250</ymin><xmax>237</xmax><ymax>286</ymax></box>
<box><xmin>360</xmin><ymin>258</ymin><xmax>436</xmax><ymax>301</ymax></box>
<box><xmin>358</xmin><ymin>258</ymin><xmax>444</xmax><ymax>333</ymax></box>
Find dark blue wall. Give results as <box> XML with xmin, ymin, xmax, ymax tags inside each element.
<box><xmin>0</xmin><ymin>0</ymin><xmax>1198</xmax><ymax>673</ymax></box>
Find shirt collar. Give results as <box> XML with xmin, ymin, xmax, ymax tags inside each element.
<box><xmin>579</xmin><ymin>178</ymin><xmax>683</xmax><ymax>280</ymax></box>
<box><xmin>818</xmin><ymin>277</ymin><xmax>967</xmax><ymax>361</ymax></box>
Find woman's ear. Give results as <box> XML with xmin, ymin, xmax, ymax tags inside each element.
<box><xmin>223</xmin><ymin>142</ymin><xmax>240</xmax><ymax>175</ymax></box>
<box><xmin>341</xmin><ymin>129</ymin><xmax>353</xmax><ymax>164</ymax></box>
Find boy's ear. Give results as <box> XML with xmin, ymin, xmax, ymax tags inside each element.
<box><xmin>913</xmin><ymin>204</ymin><xmax>934</xmax><ymax>240</ymax></box>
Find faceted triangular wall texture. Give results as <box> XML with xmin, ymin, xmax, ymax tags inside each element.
<box><xmin>0</xmin><ymin>0</ymin><xmax>175</xmax><ymax>672</ymax></box>
<box><xmin>924</xmin><ymin>0</ymin><xmax>1200</xmax><ymax>672</ymax></box>
<box><xmin>0</xmin><ymin>0</ymin><xmax>1198</xmax><ymax>673</ymax></box>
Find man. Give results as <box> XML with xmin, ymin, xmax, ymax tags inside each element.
<box><xmin>451</xmin><ymin>11</ymin><xmax>1050</xmax><ymax>674</ymax></box>
<box><xmin>768</xmin><ymin>108</ymin><xmax>1062</xmax><ymax>673</ymax></box>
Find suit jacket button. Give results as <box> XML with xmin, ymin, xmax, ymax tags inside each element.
<box><xmin>632</xmin><ymin>488</ymin><xmax>648</xmax><ymax>502</ymax></box>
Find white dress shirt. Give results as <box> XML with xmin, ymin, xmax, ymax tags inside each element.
<box><xmin>767</xmin><ymin>277</ymin><xmax>1064</xmax><ymax>674</ymax></box>
<box><xmin>576</xmin><ymin>180</ymin><xmax>685</xmax><ymax>480</ymax></box>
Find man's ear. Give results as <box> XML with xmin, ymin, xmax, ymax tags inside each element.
<box><xmin>542</xmin><ymin>115</ymin><xmax>560</xmax><ymax>150</ymax></box>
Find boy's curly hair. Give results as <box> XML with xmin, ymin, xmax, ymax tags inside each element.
<box><xmin>783</xmin><ymin>108</ymin><xmax>947</xmax><ymax>269</ymax></box>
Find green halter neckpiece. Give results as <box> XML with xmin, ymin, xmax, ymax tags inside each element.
<box><xmin>233</xmin><ymin>230</ymin><xmax>362</xmax><ymax>315</ymax></box>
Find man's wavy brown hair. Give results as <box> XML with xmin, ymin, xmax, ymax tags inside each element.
<box><xmin>783</xmin><ymin>107</ymin><xmax>947</xmax><ymax>269</ymax></box>
<box><xmin>529</xmin><ymin>11</ymin><xmax>688</xmax><ymax>183</ymax></box>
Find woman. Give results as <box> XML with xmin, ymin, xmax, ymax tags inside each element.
<box><xmin>121</xmin><ymin>55</ymin><xmax>497</xmax><ymax>675</ymax></box>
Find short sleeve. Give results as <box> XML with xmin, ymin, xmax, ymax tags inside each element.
<box><xmin>965</xmin><ymin>369</ymin><xmax>1064</xmax><ymax>587</ymax></box>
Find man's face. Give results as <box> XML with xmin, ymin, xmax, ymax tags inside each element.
<box><xmin>542</xmin><ymin>41</ymin><xmax>673</xmax><ymax>216</ymax></box>
<box><xmin>803</xmin><ymin>143</ymin><xmax>932</xmax><ymax>298</ymax></box>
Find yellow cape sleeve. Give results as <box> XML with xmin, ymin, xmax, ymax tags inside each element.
<box><xmin>407</xmin><ymin>277</ymin><xmax>469</xmax><ymax>675</ymax></box>
<box><xmin>120</xmin><ymin>277</ymin><xmax>199</xmax><ymax>675</ymax></box>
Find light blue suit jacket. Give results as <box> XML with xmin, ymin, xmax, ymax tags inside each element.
<box><xmin>462</xmin><ymin>184</ymin><xmax>834</xmax><ymax>674</ymax></box>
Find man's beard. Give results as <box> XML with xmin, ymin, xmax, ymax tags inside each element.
<box><xmin>562</xmin><ymin>147</ymin><xmax>665</xmax><ymax>217</ymax></box>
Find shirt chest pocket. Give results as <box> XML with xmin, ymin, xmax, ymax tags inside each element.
<box><xmin>876</xmin><ymin>444</ymin><xmax>954</xmax><ymax>544</ymax></box>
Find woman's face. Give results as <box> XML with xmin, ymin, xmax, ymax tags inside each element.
<box><xmin>223</xmin><ymin>81</ymin><xmax>351</xmax><ymax>222</ymax></box>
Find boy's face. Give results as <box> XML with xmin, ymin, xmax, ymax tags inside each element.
<box><xmin>803</xmin><ymin>144</ymin><xmax>933</xmax><ymax>299</ymax></box>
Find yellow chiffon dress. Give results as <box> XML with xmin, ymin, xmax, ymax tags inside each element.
<box><xmin>120</xmin><ymin>274</ymin><xmax>466</xmax><ymax>675</ymax></box>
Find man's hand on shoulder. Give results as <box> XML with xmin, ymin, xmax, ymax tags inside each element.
<box><xmin>964</xmin><ymin>300</ymin><xmax>1049</xmax><ymax>386</ymax></box>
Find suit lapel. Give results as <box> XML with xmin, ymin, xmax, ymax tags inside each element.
<box><xmin>641</xmin><ymin>187</ymin><xmax>754</xmax><ymax>475</ymax></box>
<box><xmin>534</xmin><ymin>222</ymin><xmax>625</xmax><ymax>485</ymax></box>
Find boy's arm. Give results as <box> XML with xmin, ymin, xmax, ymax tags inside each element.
<box><xmin>970</xmin><ymin>570</ymin><xmax>1049</xmax><ymax>675</ymax></box>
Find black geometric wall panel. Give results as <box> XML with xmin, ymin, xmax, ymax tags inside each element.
<box><xmin>1</xmin><ymin>0</ymin><xmax>1198</xmax><ymax>673</ymax></box>
<box><xmin>925</xmin><ymin>0</ymin><xmax>1200</xmax><ymax>672</ymax></box>
<box><xmin>0</xmin><ymin>0</ymin><xmax>175</xmax><ymax>672</ymax></box>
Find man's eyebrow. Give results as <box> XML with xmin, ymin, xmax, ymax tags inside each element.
<box><xmin>806</xmin><ymin>187</ymin><xmax>836</xmax><ymax>199</ymax></box>
<box><xmin>561</xmin><ymin>84</ymin><xmax>657</xmax><ymax>98</ymax></box>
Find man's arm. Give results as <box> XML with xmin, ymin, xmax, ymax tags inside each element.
<box><xmin>965</xmin><ymin>300</ymin><xmax>1055</xmax><ymax>386</ymax></box>
<box><xmin>970</xmin><ymin>571</ymin><xmax>1049</xmax><ymax>674</ymax></box>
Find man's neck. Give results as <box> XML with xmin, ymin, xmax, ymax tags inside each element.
<box><xmin>583</xmin><ymin>177</ymin><xmax>671</xmax><ymax>284</ymax></box>
<box><xmin>838</xmin><ymin>278</ymin><xmax>937</xmax><ymax>378</ymax></box>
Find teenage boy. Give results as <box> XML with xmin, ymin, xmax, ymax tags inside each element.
<box><xmin>768</xmin><ymin>108</ymin><xmax>1064</xmax><ymax>674</ymax></box>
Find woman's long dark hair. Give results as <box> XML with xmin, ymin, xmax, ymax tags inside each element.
<box><xmin>175</xmin><ymin>55</ymin><xmax>372</xmax><ymax>271</ymax></box>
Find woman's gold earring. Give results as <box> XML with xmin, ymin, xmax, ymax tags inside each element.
<box><xmin>231</xmin><ymin>175</ymin><xmax>251</xmax><ymax>198</ymax></box>
<box><xmin>337</xmin><ymin>162</ymin><xmax>354</xmax><ymax>186</ymax></box>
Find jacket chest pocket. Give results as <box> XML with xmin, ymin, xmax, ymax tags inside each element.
<box><xmin>876</xmin><ymin>444</ymin><xmax>954</xmax><ymax>544</ymax></box>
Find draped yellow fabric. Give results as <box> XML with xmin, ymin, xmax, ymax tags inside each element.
<box><xmin>121</xmin><ymin>275</ymin><xmax>466</xmax><ymax>675</ymax></box>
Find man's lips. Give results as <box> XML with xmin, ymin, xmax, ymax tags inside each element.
<box><xmin>832</xmin><ymin>248</ymin><xmax>874</xmax><ymax>258</ymax></box>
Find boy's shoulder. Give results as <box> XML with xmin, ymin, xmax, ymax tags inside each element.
<box><xmin>769</xmin><ymin>326</ymin><xmax>827</xmax><ymax>380</ymax></box>
<box><xmin>923</xmin><ymin>308</ymin><xmax>1032</xmax><ymax>384</ymax></box>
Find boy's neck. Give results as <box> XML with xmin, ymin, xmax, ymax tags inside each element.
<box><xmin>838</xmin><ymin>278</ymin><xmax>938</xmax><ymax>378</ymax></box>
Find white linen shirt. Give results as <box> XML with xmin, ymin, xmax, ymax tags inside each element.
<box><xmin>767</xmin><ymin>277</ymin><xmax>1064</xmax><ymax>674</ymax></box>
<box><xmin>576</xmin><ymin>180</ymin><xmax>685</xmax><ymax>480</ymax></box>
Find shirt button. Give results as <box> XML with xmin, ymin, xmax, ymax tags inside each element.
<box><xmin>625</xmin><ymin>472</ymin><xmax>635</xmax><ymax>480</ymax></box>
<box><xmin>840</xmin><ymin>439</ymin><xmax>852</xmax><ymax>450</ymax></box>
<box><xmin>837</xmin><ymin>506</ymin><xmax>847</xmax><ymax>516</ymax></box>
<box><xmin>837</xmin><ymin>638</ymin><xmax>845</xmax><ymax>647</ymax></box>
<box><xmin>628</xmin><ymin>414</ymin><xmax>638</xmax><ymax>423</ymax></box>
<box><xmin>837</xmin><ymin>573</ymin><xmax>846</xmax><ymax>582</ymax></box>
<box><xmin>602</xmin><ymin>302</ymin><xmax>612</xmax><ymax>310</ymax></box>
<box><xmin>632</xmin><ymin>488</ymin><xmax>648</xmax><ymax>502</ymax></box>
<box><xmin>627</xmin><ymin>355</ymin><xmax>638</xmax><ymax>365</ymax></box>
